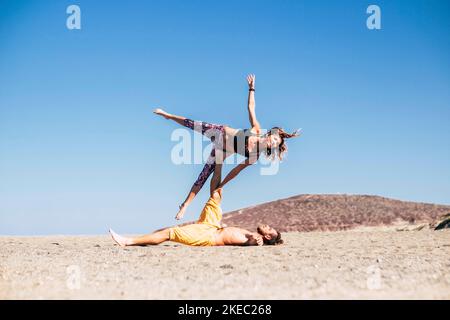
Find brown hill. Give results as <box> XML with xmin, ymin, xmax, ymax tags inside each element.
<box><xmin>220</xmin><ymin>194</ymin><xmax>450</xmax><ymax>232</ymax></box>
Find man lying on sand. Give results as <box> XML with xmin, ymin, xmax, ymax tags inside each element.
<box><xmin>109</xmin><ymin>187</ymin><xmax>283</xmax><ymax>247</ymax></box>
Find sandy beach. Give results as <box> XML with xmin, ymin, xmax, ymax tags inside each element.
<box><xmin>1</xmin><ymin>228</ymin><xmax>449</xmax><ymax>299</ymax></box>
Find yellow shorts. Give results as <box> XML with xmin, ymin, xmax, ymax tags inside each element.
<box><xmin>169</xmin><ymin>194</ymin><xmax>222</xmax><ymax>246</ymax></box>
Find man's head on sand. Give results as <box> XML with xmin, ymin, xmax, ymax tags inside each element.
<box><xmin>257</xmin><ymin>224</ymin><xmax>284</xmax><ymax>245</ymax></box>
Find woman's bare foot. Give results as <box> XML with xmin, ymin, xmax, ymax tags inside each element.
<box><xmin>153</xmin><ymin>108</ymin><xmax>171</xmax><ymax>120</ymax></box>
<box><xmin>109</xmin><ymin>229</ymin><xmax>132</xmax><ymax>247</ymax></box>
<box><xmin>175</xmin><ymin>203</ymin><xmax>187</xmax><ymax>220</ymax></box>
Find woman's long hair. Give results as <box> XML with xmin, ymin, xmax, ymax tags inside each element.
<box><xmin>264</xmin><ymin>127</ymin><xmax>300</xmax><ymax>161</ymax></box>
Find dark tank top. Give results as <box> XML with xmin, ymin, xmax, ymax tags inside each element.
<box><xmin>233</xmin><ymin>129</ymin><xmax>260</xmax><ymax>158</ymax></box>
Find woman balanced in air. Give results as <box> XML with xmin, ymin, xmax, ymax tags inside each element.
<box><xmin>153</xmin><ymin>74</ymin><xmax>300</xmax><ymax>220</ymax></box>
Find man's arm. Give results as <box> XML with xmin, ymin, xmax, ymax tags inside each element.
<box><xmin>241</xmin><ymin>233</ymin><xmax>263</xmax><ymax>246</ymax></box>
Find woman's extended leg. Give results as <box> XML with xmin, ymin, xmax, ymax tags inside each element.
<box><xmin>153</xmin><ymin>108</ymin><xmax>186</xmax><ymax>126</ymax></box>
<box><xmin>175</xmin><ymin>149</ymin><xmax>217</xmax><ymax>220</ymax></box>
<box><xmin>153</xmin><ymin>108</ymin><xmax>224</xmax><ymax>141</ymax></box>
<box><xmin>109</xmin><ymin>228</ymin><xmax>170</xmax><ymax>247</ymax></box>
<box><xmin>176</xmin><ymin>149</ymin><xmax>226</xmax><ymax>220</ymax></box>
<box><xmin>154</xmin><ymin>108</ymin><xmax>226</xmax><ymax>219</ymax></box>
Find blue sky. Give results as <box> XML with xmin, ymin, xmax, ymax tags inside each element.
<box><xmin>1</xmin><ymin>0</ymin><xmax>449</xmax><ymax>235</ymax></box>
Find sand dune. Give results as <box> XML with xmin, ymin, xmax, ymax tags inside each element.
<box><xmin>221</xmin><ymin>194</ymin><xmax>450</xmax><ymax>232</ymax></box>
<box><xmin>1</xmin><ymin>229</ymin><xmax>449</xmax><ymax>299</ymax></box>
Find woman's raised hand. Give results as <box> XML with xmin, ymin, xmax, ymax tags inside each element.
<box><xmin>247</xmin><ymin>74</ymin><xmax>255</xmax><ymax>90</ymax></box>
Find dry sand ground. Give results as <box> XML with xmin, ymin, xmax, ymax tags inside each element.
<box><xmin>1</xmin><ymin>229</ymin><xmax>449</xmax><ymax>299</ymax></box>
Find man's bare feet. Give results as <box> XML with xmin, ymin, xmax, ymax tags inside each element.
<box><xmin>175</xmin><ymin>203</ymin><xmax>187</xmax><ymax>220</ymax></box>
<box><xmin>212</xmin><ymin>188</ymin><xmax>223</xmax><ymax>202</ymax></box>
<box><xmin>109</xmin><ymin>229</ymin><xmax>132</xmax><ymax>247</ymax></box>
<box><xmin>153</xmin><ymin>108</ymin><xmax>171</xmax><ymax>120</ymax></box>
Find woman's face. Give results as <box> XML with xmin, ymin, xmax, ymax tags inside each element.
<box><xmin>267</xmin><ymin>134</ymin><xmax>282</xmax><ymax>148</ymax></box>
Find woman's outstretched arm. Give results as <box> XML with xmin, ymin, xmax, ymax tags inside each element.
<box><xmin>218</xmin><ymin>157</ymin><xmax>257</xmax><ymax>189</ymax></box>
<box><xmin>246</xmin><ymin>74</ymin><xmax>260</xmax><ymax>132</ymax></box>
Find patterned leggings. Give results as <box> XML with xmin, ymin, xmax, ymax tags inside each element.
<box><xmin>182</xmin><ymin>118</ymin><xmax>225</xmax><ymax>189</ymax></box>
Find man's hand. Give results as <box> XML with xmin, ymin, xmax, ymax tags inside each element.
<box><xmin>255</xmin><ymin>235</ymin><xmax>263</xmax><ymax>246</ymax></box>
<box><xmin>243</xmin><ymin>233</ymin><xmax>264</xmax><ymax>246</ymax></box>
<box><xmin>247</xmin><ymin>74</ymin><xmax>255</xmax><ymax>90</ymax></box>
<box><xmin>250</xmin><ymin>233</ymin><xmax>263</xmax><ymax>246</ymax></box>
